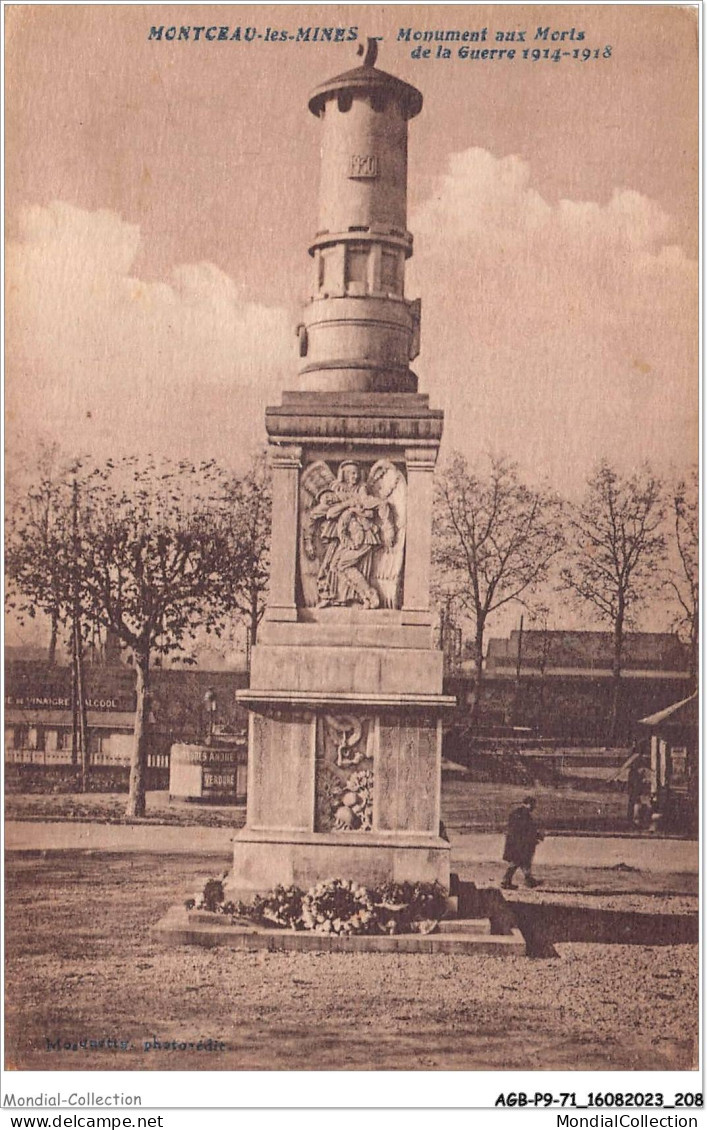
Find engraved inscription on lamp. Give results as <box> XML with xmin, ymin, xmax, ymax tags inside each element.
<box><xmin>348</xmin><ymin>154</ymin><xmax>379</xmax><ymax>179</ymax></box>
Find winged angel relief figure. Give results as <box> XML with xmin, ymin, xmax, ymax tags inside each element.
<box><xmin>300</xmin><ymin>460</ymin><xmax>406</xmax><ymax>610</ymax></box>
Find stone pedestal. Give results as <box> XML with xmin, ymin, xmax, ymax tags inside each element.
<box><xmin>229</xmin><ymin>392</ymin><xmax>454</xmax><ymax>898</ymax></box>
<box><xmin>228</xmin><ymin>702</ymin><xmax>450</xmax><ymax>897</ymax></box>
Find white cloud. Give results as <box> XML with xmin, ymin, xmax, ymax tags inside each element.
<box><xmin>409</xmin><ymin>149</ymin><xmax>697</xmax><ymax>493</ymax></box>
<box><xmin>6</xmin><ymin>201</ymin><xmax>294</xmax><ymax>468</ymax></box>
<box><xmin>6</xmin><ymin>173</ymin><xmax>697</xmax><ymax>499</ymax></box>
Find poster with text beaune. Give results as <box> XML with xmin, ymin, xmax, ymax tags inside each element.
<box><xmin>4</xmin><ymin>1</ymin><xmax>699</xmax><ymax>1106</ymax></box>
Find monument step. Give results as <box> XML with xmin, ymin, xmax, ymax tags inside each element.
<box><xmin>438</xmin><ymin>918</ymin><xmax>490</xmax><ymax>935</ymax></box>
<box><xmin>153</xmin><ymin>907</ymin><xmax>526</xmax><ymax>955</ymax></box>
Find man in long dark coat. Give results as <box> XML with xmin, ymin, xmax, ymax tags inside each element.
<box><xmin>501</xmin><ymin>796</ymin><xmax>543</xmax><ymax>889</ymax></box>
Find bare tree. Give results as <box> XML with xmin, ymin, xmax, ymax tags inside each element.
<box><xmin>667</xmin><ymin>467</ymin><xmax>698</xmax><ymax>685</ymax></box>
<box><xmin>7</xmin><ymin>454</ymin><xmax>94</xmax><ymax>785</ymax></box>
<box><xmin>63</xmin><ymin>457</ymin><xmax>242</xmax><ymax>817</ymax></box>
<box><xmin>433</xmin><ymin>453</ymin><xmax>564</xmax><ymax>729</ymax></box>
<box><xmin>561</xmin><ymin>460</ymin><xmax>666</xmax><ymax>742</ymax></box>
<box><xmin>5</xmin><ymin>442</ymin><xmax>74</xmax><ymax>663</ymax></box>
<box><xmin>218</xmin><ymin>450</ymin><xmax>271</xmax><ymax>659</ymax></box>
<box><xmin>525</xmin><ymin>602</ymin><xmax>554</xmax><ymax>722</ymax></box>
<box><xmin>528</xmin><ymin>603</ymin><xmax>553</xmax><ymax>681</ymax></box>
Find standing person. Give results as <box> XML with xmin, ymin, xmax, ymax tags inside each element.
<box><xmin>626</xmin><ymin>758</ymin><xmax>645</xmax><ymax>824</ymax></box>
<box><xmin>501</xmin><ymin>796</ymin><xmax>544</xmax><ymax>889</ymax></box>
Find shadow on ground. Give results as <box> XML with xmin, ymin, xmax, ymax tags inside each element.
<box><xmin>510</xmin><ymin>900</ymin><xmax>698</xmax><ymax>957</ymax></box>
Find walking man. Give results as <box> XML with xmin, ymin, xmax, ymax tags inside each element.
<box><xmin>501</xmin><ymin>795</ymin><xmax>544</xmax><ymax>889</ymax></box>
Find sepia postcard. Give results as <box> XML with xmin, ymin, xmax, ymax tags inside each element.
<box><xmin>3</xmin><ymin>1</ymin><xmax>700</xmax><ymax>1113</ymax></box>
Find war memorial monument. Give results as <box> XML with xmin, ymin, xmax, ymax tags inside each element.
<box><xmin>157</xmin><ymin>44</ymin><xmax>522</xmax><ymax>952</ymax></box>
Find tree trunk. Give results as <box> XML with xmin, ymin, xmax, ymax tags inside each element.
<box><xmin>48</xmin><ymin>610</ymin><xmax>59</xmax><ymax>665</ymax></box>
<box><xmin>512</xmin><ymin>615</ymin><xmax>524</xmax><ymax>727</ymax></box>
<box><xmin>126</xmin><ymin>652</ymin><xmax>151</xmax><ymax>818</ymax></box>
<box><xmin>690</xmin><ymin>614</ymin><xmax>698</xmax><ymax>691</ymax></box>
<box><xmin>74</xmin><ymin>617</ymin><xmax>89</xmax><ymax>793</ymax></box>
<box><xmin>249</xmin><ymin>590</ymin><xmax>259</xmax><ymax>649</ymax></box>
<box><xmin>609</xmin><ymin>606</ymin><xmax>624</xmax><ymax>745</ymax></box>
<box><xmin>467</xmin><ymin>624</ymin><xmax>485</xmax><ymax>733</ymax></box>
<box><xmin>70</xmin><ymin>633</ymin><xmax>79</xmax><ymax>768</ymax></box>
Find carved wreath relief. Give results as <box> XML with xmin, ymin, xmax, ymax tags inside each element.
<box><xmin>315</xmin><ymin>715</ymin><xmax>374</xmax><ymax>833</ymax></box>
<box><xmin>299</xmin><ymin>459</ymin><xmax>406</xmax><ymax>610</ymax></box>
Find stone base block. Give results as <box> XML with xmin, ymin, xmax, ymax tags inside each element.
<box><xmin>249</xmin><ymin>643</ymin><xmax>443</xmax><ymax>697</ymax></box>
<box><xmin>152</xmin><ymin>906</ymin><xmax>526</xmax><ymax>955</ymax></box>
<box><xmin>437</xmin><ymin>918</ymin><xmax>490</xmax><ymax>935</ymax></box>
<box><xmin>226</xmin><ymin>828</ymin><xmax>451</xmax><ymax>898</ymax></box>
<box><xmin>258</xmin><ymin>616</ymin><xmax>433</xmax><ymax>651</ymax></box>
<box><xmin>265</xmin><ymin>390</ymin><xmax>443</xmax><ymax>443</ymax></box>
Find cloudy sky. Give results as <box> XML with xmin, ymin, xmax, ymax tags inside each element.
<box><xmin>4</xmin><ymin>3</ymin><xmax>699</xmax><ymax>652</ymax></box>
<box><xmin>6</xmin><ymin>3</ymin><xmax>697</xmax><ymax>496</ymax></box>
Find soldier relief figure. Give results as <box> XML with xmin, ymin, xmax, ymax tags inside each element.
<box><xmin>300</xmin><ymin>459</ymin><xmax>406</xmax><ymax>610</ymax></box>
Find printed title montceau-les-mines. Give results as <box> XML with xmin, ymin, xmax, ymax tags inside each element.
<box><xmin>146</xmin><ymin>24</ymin><xmax>587</xmax><ymax>44</ymax></box>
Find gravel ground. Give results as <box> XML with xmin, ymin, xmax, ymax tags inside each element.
<box><xmin>4</xmin><ymin>776</ymin><xmax>631</xmax><ymax>831</ymax></box>
<box><xmin>3</xmin><ymin>791</ymin><xmax>246</xmax><ymax>828</ymax></box>
<box><xmin>502</xmin><ymin>889</ymin><xmax>698</xmax><ymax>914</ymax></box>
<box><xmin>4</xmin><ymin>853</ymin><xmax>698</xmax><ymax>1072</ymax></box>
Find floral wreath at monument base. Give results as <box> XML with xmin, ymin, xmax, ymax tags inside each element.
<box><xmin>186</xmin><ymin>876</ymin><xmax>448</xmax><ymax>936</ymax></box>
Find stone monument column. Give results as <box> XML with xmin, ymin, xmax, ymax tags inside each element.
<box><xmin>402</xmin><ymin>447</ymin><xmax>438</xmax><ymax>621</ymax></box>
<box><xmin>264</xmin><ymin>445</ymin><xmax>302</xmax><ymax>622</ymax></box>
<box><xmin>229</xmin><ymin>44</ymin><xmax>454</xmax><ymax>898</ymax></box>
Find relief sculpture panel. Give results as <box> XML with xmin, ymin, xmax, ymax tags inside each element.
<box><xmin>314</xmin><ymin>714</ymin><xmax>374</xmax><ymax>833</ymax></box>
<box><xmin>299</xmin><ymin>459</ymin><xmax>406</xmax><ymax>609</ymax></box>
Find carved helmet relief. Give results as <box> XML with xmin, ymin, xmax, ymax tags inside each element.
<box><xmin>299</xmin><ymin>459</ymin><xmax>406</xmax><ymax>609</ymax></box>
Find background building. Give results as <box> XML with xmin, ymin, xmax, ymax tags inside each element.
<box><xmin>446</xmin><ymin>630</ymin><xmax>692</xmax><ymax>744</ymax></box>
<box><xmin>485</xmin><ymin>630</ymin><xmax>690</xmax><ymax>679</ymax></box>
<box><xmin>639</xmin><ymin>691</ymin><xmax>698</xmax><ymax>829</ymax></box>
<box><xmin>4</xmin><ymin>660</ymin><xmax>249</xmax><ymax>788</ymax></box>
